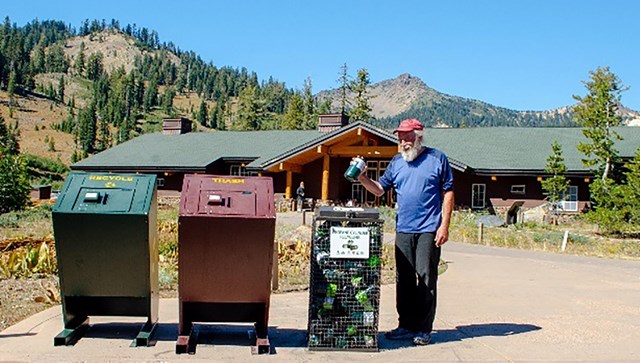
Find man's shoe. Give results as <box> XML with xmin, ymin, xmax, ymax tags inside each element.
<box><xmin>413</xmin><ymin>332</ymin><xmax>432</xmax><ymax>346</ymax></box>
<box><xmin>385</xmin><ymin>327</ymin><xmax>416</xmax><ymax>340</ymax></box>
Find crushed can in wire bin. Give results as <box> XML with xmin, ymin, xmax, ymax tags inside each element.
<box><xmin>344</xmin><ymin>156</ymin><xmax>366</xmax><ymax>182</ymax></box>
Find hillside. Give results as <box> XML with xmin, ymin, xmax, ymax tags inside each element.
<box><xmin>0</xmin><ymin>89</ymin><xmax>74</xmax><ymax>163</ymax></box>
<box><xmin>63</xmin><ymin>30</ymin><xmax>180</xmax><ymax>75</ymax></box>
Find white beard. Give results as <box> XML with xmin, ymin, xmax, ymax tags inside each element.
<box><xmin>401</xmin><ymin>143</ymin><xmax>422</xmax><ymax>162</ymax></box>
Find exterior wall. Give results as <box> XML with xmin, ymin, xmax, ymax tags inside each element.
<box><xmin>270</xmin><ymin>157</ymin><xmax>353</xmax><ymax>201</ymax></box>
<box><xmin>155</xmin><ymin>173</ymin><xmax>185</xmax><ymax>191</ymax></box>
<box><xmin>269</xmin><ymin>157</ymin><xmax>393</xmax><ymax>203</ymax></box>
<box><xmin>454</xmin><ymin>171</ymin><xmax>591</xmax><ymax>212</ymax></box>
<box><xmin>94</xmin><ymin>168</ymin><xmax>592</xmax><ymax>214</ymax></box>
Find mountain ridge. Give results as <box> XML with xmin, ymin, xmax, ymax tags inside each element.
<box><xmin>317</xmin><ymin>73</ymin><xmax>640</xmax><ymax>128</ymax></box>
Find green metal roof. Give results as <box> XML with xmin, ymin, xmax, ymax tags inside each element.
<box><xmin>72</xmin><ymin>130</ymin><xmax>323</xmax><ymax>171</ymax></box>
<box><xmin>424</xmin><ymin>127</ymin><xmax>640</xmax><ymax>173</ymax></box>
<box><xmin>73</xmin><ymin>125</ymin><xmax>640</xmax><ymax>174</ymax></box>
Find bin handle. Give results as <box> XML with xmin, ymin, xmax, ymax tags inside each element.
<box><xmin>208</xmin><ymin>194</ymin><xmax>224</xmax><ymax>205</ymax></box>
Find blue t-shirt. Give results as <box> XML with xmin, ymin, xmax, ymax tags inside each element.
<box><xmin>378</xmin><ymin>148</ymin><xmax>454</xmax><ymax>233</ymax></box>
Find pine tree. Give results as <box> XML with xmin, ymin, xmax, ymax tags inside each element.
<box><xmin>162</xmin><ymin>87</ymin><xmax>176</xmax><ymax>115</ymax></box>
<box><xmin>282</xmin><ymin>92</ymin><xmax>305</xmax><ymax>130</ymax></box>
<box><xmin>574</xmin><ymin>66</ymin><xmax>625</xmax><ymax>181</ymax></box>
<box><xmin>74</xmin><ymin>42</ymin><xmax>86</xmax><ymax>76</ymax></box>
<box><xmin>0</xmin><ymin>116</ymin><xmax>28</xmax><ymax>212</ymax></box>
<box><xmin>97</xmin><ymin>112</ymin><xmax>111</xmax><ymax>151</ymax></box>
<box><xmin>78</xmin><ymin>103</ymin><xmax>97</xmax><ymax>153</ymax></box>
<box><xmin>143</xmin><ymin>77</ymin><xmax>158</xmax><ymax>112</ymax></box>
<box><xmin>7</xmin><ymin>70</ymin><xmax>17</xmax><ymax>98</ymax></box>
<box><xmin>541</xmin><ymin>140</ymin><xmax>569</xmax><ymax>223</ymax></box>
<box><xmin>0</xmin><ymin>152</ymin><xmax>30</xmax><ymax>213</ymax></box>
<box><xmin>574</xmin><ymin>67</ymin><xmax>628</xmax><ymax>235</ymax></box>
<box><xmin>57</xmin><ymin>75</ymin><xmax>65</xmax><ymax>103</ymax></box>
<box><xmin>0</xmin><ymin>116</ymin><xmax>20</xmax><ymax>155</ymax></box>
<box><xmin>209</xmin><ymin>104</ymin><xmax>218</xmax><ymax>129</ymax></box>
<box><xmin>302</xmin><ymin>77</ymin><xmax>318</xmax><ymax>129</ymax></box>
<box><xmin>215</xmin><ymin>101</ymin><xmax>227</xmax><ymax>130</ymax></box>
<box><xmin>349</xmin><ymin>68</ymin><xmax>374</xmax><ymax>122</ymax></box>
<box><xmin>318</xmin><ymin>99</ymin><xmax>332</xmax><ymax>115</ymax></box>
<box><xmin>234</xmin><ymin>85</ymin><xmax>262</xmax><ymax>130</ymax></box>
<box><xmin>337</xmin><ymin>63</ymin><xmax>350</xmax><ymax>115</ymax></box>
<box><xmin>31</xmin><ymin>38</ymin><xmax>46</xmax><ymax>73</ymax></box>
<box><xmin>86</xmin><ymin>52</ymin><xmax>104</xmax><ymax>80</ymax></box>
<box><xmin>621</xmin><ymin>149</ymin><xmax>640</xmax><ymax>229</ymax></box>
<box><xmin>197</xmin><ymin>99</ymin><xmax>208</xmax><ymax>126</ymax></box>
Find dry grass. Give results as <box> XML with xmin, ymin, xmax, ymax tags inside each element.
<box><xmin>0</xmin><ymin>90</ymin><xmax>76</xmax><ymax>164</ymax></box>
<box><xmin>450</xmin><ymin>211</ymin><xmax>640</xmax><ymax>260</ymax></box>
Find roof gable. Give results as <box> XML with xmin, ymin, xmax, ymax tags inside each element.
<box><xmin>256</xmin><ymin>121</ymin><xmax>398</xmax><ymax>169</ymax></box>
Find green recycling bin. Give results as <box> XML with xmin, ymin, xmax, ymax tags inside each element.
<box><xmin>52</xmin><ymin>172</ymin><xmax>159</xmax><ymax>347</ymax></box>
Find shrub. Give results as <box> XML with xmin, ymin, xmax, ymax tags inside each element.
<box><xmin>0</xmin><ymin>153</ymin><xmax>31</xmax><ymax>213</ymax></box>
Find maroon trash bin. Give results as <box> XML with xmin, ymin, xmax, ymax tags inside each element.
<box><xmin>176</xmin><ymin>175</ymin><xmax>275</xmax><ymax>354</ymax></box>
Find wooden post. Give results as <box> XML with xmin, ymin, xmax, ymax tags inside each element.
<box><xmin>478</xmin><ymin>223</ymin><xmax>484</xmax><ymax>244</ymax></box>
<box><xmin>321</xmin><ymin>154</ymin><xmax>330</xmax><ymax>201</ymax></box>
<box><xmin>271</xmin><ymin>241</ymin><xmax>279</xmax><ymax>291</ymax></box>
<box><xmin>561</xmin><ymin>230</ymin><xmax>569</xmax><ymax>252</ymax></box>
<box><xmin>285</xmin><ymin>170</ymin><xmax>292</xmax><ymax>199</ymax></box>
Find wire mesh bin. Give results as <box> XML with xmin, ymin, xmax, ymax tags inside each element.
<box><xmin>307</xmin><ymin>206</ymin><xmax>383</xmax><ymax>351</ymax></box>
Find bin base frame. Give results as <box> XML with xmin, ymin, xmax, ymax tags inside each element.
<box><xmin>251</xmin><ymin>337</ymin><xmax>271</xmax><ymax>355</ymax></box>
<box><xmin>131</xmin><ymin>320</ymin><xmax>158</xmax><ymax>347</ymax></box>
<box><xmin>176</xmin><ymin>302</ymin><xmax>271</xmax><ymax>355</ymax></box>
<box><xmin>54</xmin><ymin>316</ymin><xmax>158</xmax><ymax>347</ymax></box>
<box><xmin>54</xmin><ymin>316</ymin><xmax>90</xmax><ymax>346</ymax></box>
<box><xmin>175</xmin><ymin>325</ymin><xmax>194</xmax><ymax>354</ymax></box>
<box><xmin>175</xmin><ymin>324</ymin><xmax>271</xmax><ymax>355</ymax></box>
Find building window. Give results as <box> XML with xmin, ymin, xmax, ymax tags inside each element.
<box><xmin>559</xmin><ymin>186</ymin><xmax>578</xmax><ymax>212</ymax></box>
<box><xmin>352</xmin><ymin>183</ymin><xmax>365</xmax><ymax>204</ymax></box>
<box><xmin>359</xmin><ymin>160</ymin><xmax>395</xmax><ymax>205</ymax></box>
<box><xmin>472</xmin><ymin>184</ymin><xmax>486</xmax><ymax>209</ymax></box>
<box><xmin>510</xmin><ymin>185</ymin><xmax>526</xmax><ymax>195</ymax></box>
<box><xmin>157</xmin><ymin>178</ymin><xmax>165</xmax><ymax>187</ymax></box>
<box><xmin>230</xmin><ymin>165</ymin><xmax>257</xmax><ymax>176</ymax></box>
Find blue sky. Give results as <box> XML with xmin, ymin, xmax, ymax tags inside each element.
<box><xmin>4</xmin><ymin>0</ymin><xmax>640</xmax><ymax>111</ymax></box>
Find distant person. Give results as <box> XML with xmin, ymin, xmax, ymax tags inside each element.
<box><xmin>356</xmin><ymin>118</ymin><xmax>454</xmax><ymax>346</ymax></box>
<box><xmin>296</xmin><ymin>181</ymin><xmax>305</xmax><ymax>212</ymax></box>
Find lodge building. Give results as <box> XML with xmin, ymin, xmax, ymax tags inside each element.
<box><xmin>72</xmin><ymin>116</ymin><xmax>640</xmax><ymax>214</ymax></box>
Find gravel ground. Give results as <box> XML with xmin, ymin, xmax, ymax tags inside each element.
<box><xmin>0</xmin><ymin>276</ymin><xmax>59</xmax><ymax>331</ymax></box>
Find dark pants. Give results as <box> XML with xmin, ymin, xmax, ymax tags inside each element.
<box><xmin>395</xmin><ymin>232</ymin><xmax>441</xmax><ymax>333</ymax></box>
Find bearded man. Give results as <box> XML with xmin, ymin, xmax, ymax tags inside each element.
<box><xmin>357</xmin><ymin>118</ymin><xmax>454</xmax><ymax>345</ymax></box>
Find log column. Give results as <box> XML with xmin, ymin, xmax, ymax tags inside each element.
<box><xmin>321</xmin><ymin>154</ymin><xmax>330</xmax><ymax>201</ymax></box>
<box><xmin>285</xmin><ymin>170</ymin><xmax>292</xmax><ymax>199</ymax></box>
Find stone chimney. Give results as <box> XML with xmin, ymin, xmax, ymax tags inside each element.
<box><xmin>162</xmin><ymin>118</ymin><xmax>193</xmax><ymax>135</ymax></box>
<box><xmin>318</xmin><ymin>114</ymin><xmax>349</xmax><ymax>133</ymax></box>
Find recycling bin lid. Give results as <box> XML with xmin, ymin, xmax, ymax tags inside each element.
<box><xmin>179</xmin><ymin>174</ymin><xmax>275</xmax><ymax>218</ymax></box>
<box><xmin>53</xmin><ymin>172</ymin><xmax>156</xmax><ymax>214</ymax></box>
<box><xmin>315</xmin><ymin>206</ymin><xmax>380</xmax><ymax>219</ymax></box>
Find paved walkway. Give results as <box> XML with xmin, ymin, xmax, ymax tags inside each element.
<box><xmin>1</xmin><ymin>240</ymin><xmax>639</xmax><ymax>361</ymax></box>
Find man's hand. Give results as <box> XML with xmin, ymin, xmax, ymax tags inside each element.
<box><xmin>435</xmin><ymin>225</ymin><xmax>449</xmax><ymax>247</ymax></box>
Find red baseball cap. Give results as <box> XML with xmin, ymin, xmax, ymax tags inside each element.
<box><xmin>393</xmin><ymin>118</ymin><xmax>424</xmax><ymax>133</ymax></box>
